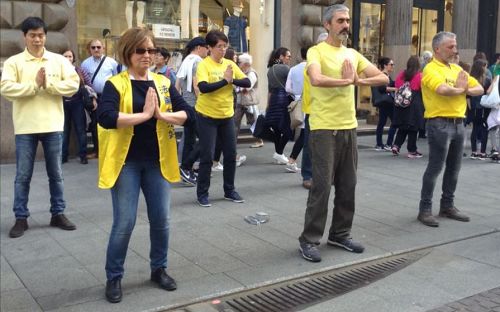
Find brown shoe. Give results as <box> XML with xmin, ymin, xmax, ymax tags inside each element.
<box><xmin>302</xmin><ymin>180</ymin><xmax>312</xmax><ymax>190</ymax></box>
<box><xmin>9</xmin><ymin>219</ymin><xmax>28</xmax><ymax>238</ymax></box>
<box><xmin>417</xmin><ymin>211</ymin><xmax>439</xmax><ymax>227</ymax></box>
<box><xmin>439</xmin><ymin>207</ymin><xmax>470</xmax><ymax>222</ymax></box>
<box><xmin>50</xmin><ymin>214</ymin><xmax>76</xmax><ymax>231</ymax></box>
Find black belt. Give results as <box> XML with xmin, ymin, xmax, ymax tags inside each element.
<box><xmin>430</xmin><ymin>117</ymin><xmax>464</xmax><ymax>125</ymax></box>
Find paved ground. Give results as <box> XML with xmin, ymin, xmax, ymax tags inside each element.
<box><xmin>428</xmin><ymin>287</ymin><xmax>500</xmax><ymax>312</ymax></box>
<box><xmin>1</xmin><ymin>131</ymin><xmax>499</xmax><ymax>312</ymax></box>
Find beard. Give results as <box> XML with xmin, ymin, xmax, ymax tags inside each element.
<box><xmin>336</xmin><ymin>29</ymin><xmax>349</xmax><ymax>42</ymax></box>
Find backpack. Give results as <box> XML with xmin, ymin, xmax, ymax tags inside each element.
<box><xmin>394</xmin><ymin>81</ymin><xmax>413</xmax><ymax>108</ymax></box>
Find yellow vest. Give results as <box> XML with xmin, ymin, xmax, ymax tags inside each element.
<box><xmin>98</xmin><ymin>71</ymin><xmax>180</xmax><ymax>189</ymax></box>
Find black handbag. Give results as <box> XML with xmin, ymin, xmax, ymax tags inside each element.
<box><xmin>371</xmin><ymin>86</ymin><xmax>393</xmax><ymax>107</ymax></box>
<box><xmin>252</xmin><ymin>114</ymin><xmax>274</xmax><ymax>141</ymax></box>
<box><xmin>81</xmin><ymin>86</ymin><xmax>94</xmax><ymax>111</ymax></box>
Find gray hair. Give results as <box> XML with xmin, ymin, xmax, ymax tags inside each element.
<box><xmin>422</xmin><ymin>50</ymin><xmax>433</xmax><ymax>61</ymax></box>
<box><xmin>322</xmin><ymin>4</ymin><xmax>349</xmax><ymax>24</ymax></box>
<box><xmin>316</xmin><ymin>32</ymin><xmax>328</xmax><ymax>43</ymax></box>
<box><xmin>238</xmin><ymin>53</ymin><xmax>252</xmax><ymax>65</ymax></box>
<box><xmin>431</xmin><ymin>31</ymin><xmax>456</xmax><ymax>51</ymax></box>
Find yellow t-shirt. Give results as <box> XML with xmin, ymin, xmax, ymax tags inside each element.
<box><xmin>307</xmin><ymin>42</ymin><xmax>371</xmax><ymax>130</ymax></box>
<box><xmin>302</xmin><ymin>68</ymin><xmax>311</xmax><ymax>115</ymax></box>
<box><xmin>195</xmin><ymin>57</ymin><xmax>246</xmax><ymax>118</ymax></box>
<box><xmin>421</xmin><ymin>58</ymin><xmax>479</xmax><ymax>118</ymax></box>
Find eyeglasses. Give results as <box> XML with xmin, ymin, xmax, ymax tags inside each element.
<box><xmin>135</xmin><ymin>48</ymin><xmax>158</xmax><ymax>55</ymax></box>
<box><xmin>91</xmin><ymin>46</ymin><xmax>102</xmax><ymax>50</ymax></box>
<box><xmin>388</xmin><ymin>63</ymin><xmax>394</xmax><ymax>66</ymax></box>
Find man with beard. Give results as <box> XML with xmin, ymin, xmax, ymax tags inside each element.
<box><xmin>417</xmin><ymin>32</ymin><xmax>483</xmax><ymax>227</ymax></box>
<box><xmin>298</xmin><ymin>4</ymin><xmax>388</xmax><ymax>262</ymax></box>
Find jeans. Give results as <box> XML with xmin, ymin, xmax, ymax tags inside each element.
<box><xmin>301</xmin><ymin>115</ymin><xmax>312</xmax><ymax>181</ymax></box>
<box><xmin>470</xmin><ymin>120</ymin><xmax>488</xmax><ymax>153</ymax></box>
<box><xmin>196</xmin><ymin>113</ymin><xmax>237</xmax><ymax>199</ymax></box>
<box><xmin>271</xmin><ymin>125</ymin><xmax>291</xmax><ymax>155</ymax></box>
<box><xmin>419</xmin><ymin>118</ymin><xmax>464</xmax><ymax>212</ymax></box>
<box><xmin>299</xmin><ymin>129</ymin><xmax>358</xmax><ymax>244</ymax></box>
<box><xmin>105</xmin><ymin>161</ymin><xmax>171</xmax><ymax>281</ymax></box>
<box><xmin>394</xmin><ymin>129</ymin><xmax>418</xmax><ymax>152</ymax></box>
<box><xmin>376</xmin><ymin>105</ymin><xmax>396</xmax><ymax>147</ymax></box>
<box><xmin>63</xmin><ymin>101</ymin><xmax>87</xmax><ymax>160</ymax></box>
<box><xmin>13</xmin><ymin>132</ymin><xmax>66</xmax><ymax>219</ymax></box>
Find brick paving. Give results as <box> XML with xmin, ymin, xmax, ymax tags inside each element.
<box><xmin>428</xmin><ymin>287</ymin><xmax>500</xmax><ymax>312</ymax></box>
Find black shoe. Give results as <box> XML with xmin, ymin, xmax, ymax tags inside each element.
<box><xmin>9</xmin><ymin>219</ymin><xmax>28</xmax><ymax>238</ymax></box>
<box><xmin>50</xmin><ymin>214</ymin><xmax>76</xmax><ymax>231</ymax></box>
<box><xmin>105</xmin><ymin>279</ymin><xmax>122</xmax><ymax>303</ymax></box>
<box><xmin>62</xmin><ymin>157</ymin><xmax>68</xmax><ymax>164</ymax></box>
<box><xmin>80</xmin><ymin>157</ymin><xmax>88</xmax><ymax>164</ymax></box>
<box><xmin>151</xmin><ymin>268</ymin><xmax>177</xmax><ymax>291</ymax></box>
<box><xmin>327</xmin><ymin>237</ymin><xmax>365</xmax><ymax>253</ymax></box>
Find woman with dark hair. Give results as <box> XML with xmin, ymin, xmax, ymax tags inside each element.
<box><xmin>97</xmin><ymin>27</ymin><xmax>194</xmax><ymax>303</ymax></box>
<box><xmin>61</xmin><ymin>49</ymin><xmax>93</xmax><ymax>164</ymax></box>
<box><xmin>266</xmin><ymin>47</ymin><xmax>292</xmax><ymax>164</ymax></box>
<box><xmin>469</xmin><ymin>59</ymin><xmax>491</xmax><ymax>159</ymax></box>
<box><xmin>371</xmin><ymin>56</ymin><xmax>396</xmax><ymax>151</ymax></box>
<box><xmin>151</xmin><ymin>47</ymin><xmax>177</xmax><ymax>84</ymax></box>
<box><xmin>194</xmin><ymin>30</ymin><xmax>250</xmax><ymax>207</ymax></box>
<box><xmin>392</xmin><ymin>55</ymin><xmax>425</xmax><ymax>158</ymax></box>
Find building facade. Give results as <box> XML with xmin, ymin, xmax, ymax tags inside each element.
<box><xmin>0</xmin><ymin>0</ymin><xmax>499</xmax><ymax>161</ymax></box>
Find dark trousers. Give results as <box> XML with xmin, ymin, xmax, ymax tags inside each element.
<box><xmin>271</xmin><ymin>125</ymin><xmax>291</xmax><ymax>155</ymax></box>
<box><xmin>301</xmin><ymin>115</ymin><xmax>312</xmax><ymax>181</ymax></box>
<box><xmin>196</xmin><ymin>113</ymin><xmax>237</xmax><ymax>198</ymax></box>
<box><xmin>376</xmin><ymin>105</ymin><xmax>396</xmax><ymax>147</ymax></box>
<box><xmin>299</xmin><ymin>129</ymin><xmax>358</xmax><ymax>244</ymax></box>
<box><xmin>394</xmin><ymin>128</ymin><xmax>418</xmax><ymax>152</ymax></box>
<box><xmin>290</xmin><ymin>128</ymin><xmax>305</xmax><ymax>160</ymax></box>
<box><xmin>471</xmin><ymin>120</ymin><xmax>488</xmax><ymax>153</ymax></box>
<box><xmin>89</xmin><ymin>109</ymin><xmax>98</xmax><ymax>154</ymax></box>
<box><xmin>63</xmin><ymin>101</ymin><xmax>87</xmax><ymax>160</ymax></box>
<box><xmin>181</xmin><ymin>120</ymin><xmax>199</xmax><ymax>170</ymax></box>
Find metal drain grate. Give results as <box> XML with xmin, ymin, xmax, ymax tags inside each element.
<box><xmin>197</xmin><ymin>250</ymin><xmax>429</xmax><ymax>312</ymax></box>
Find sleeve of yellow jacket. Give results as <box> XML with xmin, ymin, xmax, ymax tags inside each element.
<box><xmin>45</xmin><ymin>54</ymin><xmax>80</xmax><ymax>97</ymax></box>
<box><xmin>0</xmin><ymin>56</ymin><xmax>40</xmax><ymax>101</ymax></box>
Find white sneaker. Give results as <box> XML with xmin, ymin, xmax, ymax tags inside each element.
<box><xmin>273</xmin><ymin>152</ymin><xmax>288</xmax><ymax>165</ymax></box>
<box><xmin>285</xmin><ymin>162</ymin><xmax>300</xmax><ymax>173</ymax></box>
<box><xmin>236</xmin><ymin>155</ymin><xmax>247</xmax><ymax>167</ymax></box>
<box><xmin>212</xmin><ymin>162</ymin><xmax>224</xmax><ymax>171</ymax></box>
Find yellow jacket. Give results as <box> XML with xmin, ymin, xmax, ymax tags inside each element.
<box><xmin>98</xmin><ymin>71</ymin><xmax>180</xmax><ymax>189</ymax></box>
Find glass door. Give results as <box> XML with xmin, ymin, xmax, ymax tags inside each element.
<box><xmin>411</xmin><ymin>7</ymin><xmax>438</xmax><ymax>56</ymax></box>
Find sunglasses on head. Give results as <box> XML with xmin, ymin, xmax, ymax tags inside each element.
<box><xmin>135</xmin><ymin>48</ymin><xmax>158</xmax><ymax>55</ymax></box>
<box><xmin>91</xmin><ymin>46</ymin><xmax>102</xmax><ymax>50</ymax></box>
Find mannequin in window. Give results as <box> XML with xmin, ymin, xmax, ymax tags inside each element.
<box><xmin>181</xmin><ymin>0</ymin><xmax>200</xmax><ymax>39</ymax></box>
<box><xmin>126</xmin><ymin>0</ymin><xmax>147</xmax><ymax>28</ymax></box>
<box><xmin>223</xmin><ymin>0</ymin><xmax>248</xmax><ymax>53</ymax></box>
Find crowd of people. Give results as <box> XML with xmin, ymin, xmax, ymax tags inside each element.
<box><xmin>1</xmin><ymin>6</ymin><xmax>499</xmax><ymax>304</ymax></box>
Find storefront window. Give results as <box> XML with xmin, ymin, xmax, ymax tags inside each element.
<box><xmin>411</xmin><ymin>7</ymin><xmax>438</xmax><ymax>56</ymax></box>
<box><xmin>359</xmin><ymin>2</ymin><xmax>384</xmax><ymax>64</ymax></box>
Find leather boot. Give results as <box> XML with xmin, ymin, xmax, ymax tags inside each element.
<box><xmin>105</xmin><ymin>279</ymin><xmax>122</xmax><ymax>303</ymax></box>
<box><xmin>151</xmin><ymin>268</ymin><xmax>177</xmax><ymax>291</ymax></box>
<box><xmin>417</xmin><ymin>211</ymin><xmax>439</xmax><ymax>227</ymax></box>
<box><xmin>9</xmin><ymin>219</ymin><xmax>28</xmax><ymax>238</ymax></box>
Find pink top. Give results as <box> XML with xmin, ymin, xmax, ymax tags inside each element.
<box><xmin>395</xmin><ymin>71</ymin><xmax>422</xmax><ymax>91</ymax></box>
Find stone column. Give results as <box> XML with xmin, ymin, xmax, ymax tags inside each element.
<box><xmin>452</xmin><ymin>0</ymin><xmax>479</xmax><ymax>64</ymax></box>
<box><xmin>383</xmin><ymin>0</ymin><xmax>413</xmax><ymax>76</ymax></box>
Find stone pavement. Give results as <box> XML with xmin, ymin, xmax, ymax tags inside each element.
<box><xmin>1</xmin><ymin>133</ymin><xmax>499</xmax><ymax>312</ymax></box>
<box><xmin>428</xmin><ymin>287</ymin><xmax>500</xmax><ymax>312</ymax></box>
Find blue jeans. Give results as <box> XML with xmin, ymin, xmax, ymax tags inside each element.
<box><xmin>301</xmin><ymin>115</ymin><xmax>312</xmax><ymax>181</ymax></box>
<box><xmin>376</xmin><ymin>105</ymin><xmax>396</xmax><ymax>147</ymax></box>
<box><xmin>13</xmin><ymin>132</ymin><xmax>65</xmax><ymax>219</ymax></box>
<box><xmin>63</xmin><ymin>101</ymin><xmax>87</xmax><ymax>160</ymax></box>
<box><xmin>419</xmin><ymin>118</ymin><xmax>464</xmax><ymax>212</ymax></box>
<box><xmin>105</xmin><ymin>161</ymin><xmax>171</xmax><ymax>281</ymax></box>
<box><xmin>196</xmin><ymin>113</ymin><xmax>237</xmax><ymax>199</ymax></box>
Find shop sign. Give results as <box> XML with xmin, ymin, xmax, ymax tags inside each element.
<box><xmin>152</xmin><ymin>24</ymin><xmax>180</xmax><ymax>39</ymax></box>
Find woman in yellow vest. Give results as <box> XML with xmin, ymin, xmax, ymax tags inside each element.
<box><xmin>97</xmin><ymin>27</ymin><xmax>194</xmax><ymax>303</ymax></box>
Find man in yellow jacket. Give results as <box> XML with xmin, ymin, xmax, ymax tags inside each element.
<box><xmin>0</xmin><ymin>17</ymin><xmax>80</xmax><ymax>238</ymax></box>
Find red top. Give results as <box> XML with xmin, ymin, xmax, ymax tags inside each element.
<box><xmin>395</xmin><ymin>70</ymin><xmax>422</xmax><ymax>91</ymax></box>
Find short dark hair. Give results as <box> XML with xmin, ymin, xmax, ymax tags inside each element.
<box><xmin>116</xmin><ymin>27</ymin><xmax>156</xmax><ymax>68</ymax></box>
<box><xmin>21</xmin><ymin>17</ymin><xmax>47</xmax><ymax>35</ymax></box>
<box><xmin>377</xmin><ymin>56</ymin><xmax>391</xmax><ymax>69</ymax></box>
<box><xmin>158</xmin><ymin>47</ymin><xmax>170</xmax><ymax>60</ymax></box>
<box><xmin>205</xmin><ymin>30</ymin><xmax>228</xmax><ymax>47</ymax></box>
<box><xmin>300</xmin><ymin>46</ymin><xmax>309</xmax><ymax>60</ymax></box>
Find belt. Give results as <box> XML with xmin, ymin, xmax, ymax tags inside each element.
<box><xmin>430</xmin><ymin>117</ymin><xmax>464</xmax><ymax>125</ymax></box>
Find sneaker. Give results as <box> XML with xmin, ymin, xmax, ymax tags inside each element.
<box><xmin>417</xmin><ymin>211</ymin><xmax>439</xmax><ymax>227</ymax></box>
<box><xmin>236</xmin><ymin>155</ymin><xmax>247</xmax><ymax>167</ymax></box>
<box><xmin>327</xmin><ymin>237</ymin><xmax>365</xmax><ymax>253</ymax></box>
<box><xmin>374</xmin><ymin>145</ymin><xmax>384</xmax><ymax>152</ymax></box>
<box><xmin>9</xmin><ymin>219</ymin><xmax>28</xmax><ymax>238</ymax></box>
<box><xmin>285</xmin><ymin>162</ymin><xmax>300</xmax><ymax>173</ymax></box>
<box><xmin>439</xmin><ymin>207</ymin><xmax>470</xmax><ymax>222</ymax></box>
<box><xmin>469</xmin><ymin>152</ymin><xmax>479</xmax><ymax>160</ymax></box>
<box><xmin>50</xmin><ymin>214</ymin><xmax>76</xmax><ymax>231</ymax></box>
<box><xmin>489</xmin><ymin>150</ymin><xmax>499</xmax><ymax>158</ymax></box>
<box><xmin>407</xmin><ymin>151</ymin><xmax>423</xmax><ymax>159</ymax></box>
<box><xmin>299</xmin><ymin>242</ymin><xmax>321</xmax><ymax>262</ymax></box>
<box><xmin>477</xmin><ymin>153</ymin><xmax>488</xmax><ymax>161</ymax></box>
<box><xmin>212</xmin><ymin>162</ymin><xmax>223</xmax><ymax>171</ymax></box>
<box><xmin>250</xmin><ymin>141</ymin><xmax>264</xmax><ymax>148</ymax></box>
<box><xmin>180</xmin><ymin>168</ymin><xmax>197</xmax><ymax>186</ymax></box>
<box><xmin>197</xmin><ymin>196</ymin><xmax>211</xmax><ymax>207</ymax></box>
<box><xmin>383</xmin><ymin>144</ymin><xmax>392</xmax><ymax>152</ymax></box>
<box><xmin>391</xmin><ymin>145</ymin><xmax>400</xmax><ymax>156</ymax></box>
<box><xmin>224</xmin><ymin>191</ymin><xmax>245</xmax><ymax>203</ymax></box>
<box><xmin>273</xmin><ymin>152</ymin><xmax>288</xmax><ymax>165</ymax></box>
